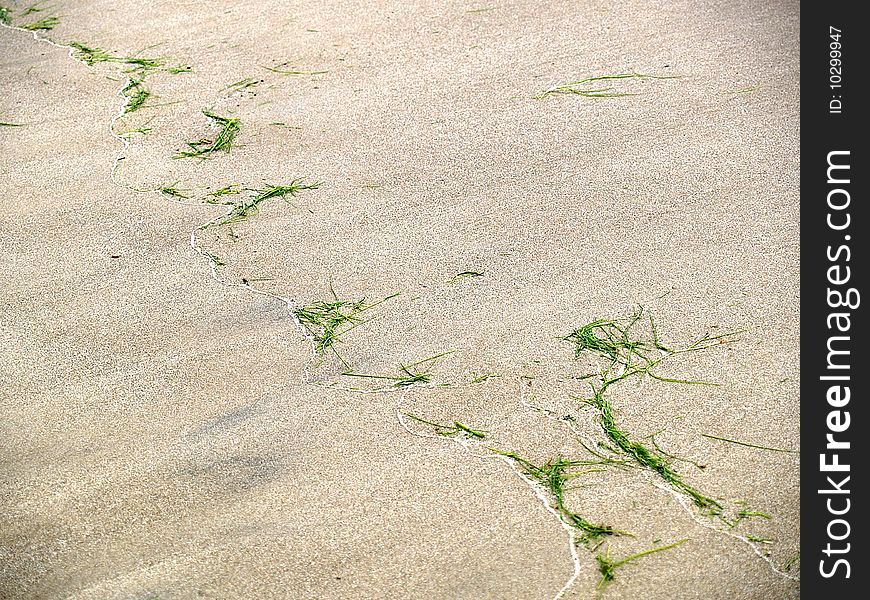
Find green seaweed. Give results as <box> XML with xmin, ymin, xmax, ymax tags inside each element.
<box><xmin>537</xmin><ymin>72</ymin><xmax>679</xmax><ymax>99</ymax></box>
<box><xmin>166</xmin><ymin>63</ymin><xmax>192</xmax><ymax>74</ymax></box>
<box><xmin>405</xmin><ymin>413</ymin><xmax>486</xmax><ymax>439</ymax></box>
<box><xmin>720</xmin><ymin>504</ymin><xmax>772</xmax><ymax>529</ymax></box>
<box><xmin>578</xmin><ymin>387</ymin><xmax>722</xmax><ymax>513</ymax></box>
<box><xmin>492</xmin><ymin>449</ymin><xmax>619</xmax><ymax>543</ymax></box>
<box><xmin>225</xmin><ymin>77</ymin><xmax>261</xmax><ymax>91</ymax></box>
<box><xmin>69</xmin><ymin>41</ymin><xmax>117</xmax><ymax>65</ymax></box>
<box><xmin>783</xmin><ymin>553</ymin><xmax>800</xmax><ymax>572</ymax></box>
<box><xmin>701</xmin><ymin>434</ymin><xmax>798</xmax><ymax>454</ymax></box>
<box><xmin>261</xmin><ymin>63</ymin><xmax>327</xmax><ymax>75</ymax></box>
<box><xmin>596</xmin><ymin>538</ymin><xmax>689</xmax><ymax>588</ymax></box>
<box><xmin>565</xmin><ymin>308</ymin><xmax>742</xmax><ymax>513</ymax></box>
<box><xmin>206</xmin><ymin>184</ymin><xmax>246</xmax><ymax>201</ymax></box>
<box><xmin>122</xmin><ymin>78</ymin><xmax>150</xmax><ymax>113</ymax></box>
<box><xmin>118</xmin><ymin>125</ymin><xmax>152</xmax><ymax>137</ymax></box>
<box><xmin>448</xmin><ymin>270</ymin><xmax>484</xmax><ymax>283</ymax></box>
<box><xmin>343</xmin><ymin>351</ymin><xmax>455</xmax><ymax>388</ymax></box>
<box><xmin>159</xmin><ymin>183</ymin><xmax>190</xmax><ymax>199</ymax></box>
<box><xmin>22</xmin><ymin>15</ymin><xmax>59</xmax><ymax>30</ymax></box>
<box><xmin>69</xmin><ymin>41</ymin><xmax>185</xmax><ymax>76</ymax></box>
<box><xmin>294</xmin><ymin>287</ymin><xmax>399</xmax><ymax>366</ymax></box>
<box><xmin>470</xmin><ymin>373</ymin><xmax>499</xmax><ymax>384</ymax></box>
<box><xmin>744</xmin><ymin>533</ymin><xmax>773</xmax><ymax>544</ymax></box>
<box><xmin>217</xmin><ymin>179</ymin><xmax>321</xmax><ymax>225</ymax></box>
<box><xmin>19</xmin><ymin>3</ymin><xmax>47</xmax><ymax>17</ymax></box>
<box><xmin>729</xmin><ymin>83</ymin><xmax>762</xmax><ymax>95</ymax></box>
<box><xmin>174</xmin><ymin>109</ymin><xmax>241</xmax><ymax>159</ymax></box>
<box><xmin>203</xmin><ymin>251</ymin><xmax>225</xmax><ymax>267</ymax></box>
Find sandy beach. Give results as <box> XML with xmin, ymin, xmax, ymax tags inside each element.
<box><xmin>1</xmin><ymin>1</ymin><xmax>799</xmax><ymax>598</ymax></box>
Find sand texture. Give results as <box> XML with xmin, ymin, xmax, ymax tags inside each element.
<box><xmin>1</xmin><ymin>1</ymin><xmax>799</xmax><ymax>598</ymax></box>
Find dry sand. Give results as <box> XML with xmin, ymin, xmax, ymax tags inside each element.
<box><xmin>1</xmin><ymin>1</ymin><xmax>799</xmax><ymax>598</ymax></box>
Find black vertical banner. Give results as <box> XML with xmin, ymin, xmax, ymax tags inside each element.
<box><xmin>802</xmin><ymin>1</ymin><xmax>867</xmax><ymax>596</ymax></box>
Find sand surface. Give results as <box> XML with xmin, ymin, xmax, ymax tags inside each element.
<box><xmin>1</xmin><ymin>1</ymin><xmax>799</xmax><ymax>598</ymax></box>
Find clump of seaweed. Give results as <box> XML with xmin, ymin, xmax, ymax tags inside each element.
<box><xmin>122</xmin><ymin>55</ymin><xmax>164</xmax><ymax>72</ymax></box>
<box><xmin>217</xmin><ymin>179</ymin><xmax>321</xmax><ymax>225</ymax></box>
<box><xmin>19</xmin><ymin>3</ymin><xmax>47</xmax><ymax>17</ymax></box>
<box><xmin>159</xmin><ymin>183</ymin><xmax>190</xmax><ymax>199</ymax></box>
<box><xmin>69</xmin><ymin>41</ymin><xmax>188</xmax><ymax>76</ymax></box>
<box><xmin>69</xmin><ymin>42</ymin><xmax>118</xmax><ymax>65</ymax></box>
<box><xmin>564</xmin><ymin>307</ymin><xmax>734</xmax><ymax>385</ymax></box>
<box><xmin>224</xmin><ymin>77</ymin><xmax>261</xmax><ymax>91</ymax></box>
<box><xmin>720</xmin><ymin>502</ymin><xmax>772</xmax><ymax>529</ymax></box>
<box><xmin>203</xmin><ymin>251</ymin><xmax>225</xmax><ymax>267</ymax></box>
<box><xmin>22</xmin><ymin>15</ymin><xmax>59</xmax><ymax>30</ymax></box>
<box><xmin>578</xmin><ymin>387</ymin><xmax>722</xmax><ymax>513</ymax></box>
<box><xmin>596</xmin><ymin>538</ymin><xmax>689</xmax><ymax>589</ymax></box>
<box><xmin>249</xmin><ymin>181</ymin><xmax>321</xmax><ymax>203</ymax></box>
<box><xmin>70</xmin><ymin>42</ymin><xmax>161</xmax><ymax>68</ymax></box>
<box><xmin>343</xmin><ymin>351</ymin><xmax>455</xmax><ymax>388</ymax></box>
<box><xmin>492</xmin><ymin>449</ymin><xmax>621</xmax><ymax>543</ymax></box>
<box><xmin>205</xmin><ymin>184</ymin><xmax>246</xmax><ymax>203</ymax></box>
<box><xmin>562</xmin><ymin>315</ymin><xmax>645</xmax><ymax>361</ymax></box>
<box><xmin>745</xmin><ymin>532</ymin><xmax>773</xmax><ymax>546</ymax></box>
<box><xmin>565</xmin><ymin>307</ymin><xmax>738</xmax><ymax>513</ymax></box>
<box><xmin>470</xmin><ymin>373</ymin><xmax>499</xmax><ymax>384</ymax></box>
<box><xmin>293</xmin><ymin>287</ymin><xmax>399</xmax><ymax>366</ymax></box>
<box><xmin>537</xmin><ymin>72</ymin><xmax>679</xmax><ymax>99</ymax></box>
<box><xmin>174</xmin><ymin>109</ymin><xmax>241</xmax><ymax>159</ymax></box>
<box><xmin>404</xmin><ymin>414</ymin><xmax>486</xmax><ymax>439</ymax></box>
<box><xmin>121</xmin><ymin>77</ymin><xmax>150</xmax><ymax>113</ymax></box>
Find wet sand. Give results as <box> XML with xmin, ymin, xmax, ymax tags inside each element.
<box><xmin>1</xmin><ymin>1</ymin><xmax>799</xmax><ymax>598</ymax></box>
